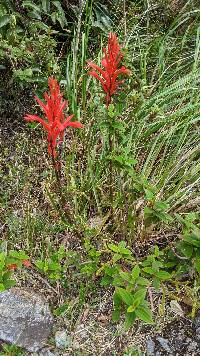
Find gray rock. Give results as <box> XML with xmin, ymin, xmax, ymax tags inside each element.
<box><xmin>38</xmin><ymin>348</ymin><xmax>56</xmax><ymax>356</ymax></box>
<box><xmin>146</xmin><ymin>338</ymin><xmax>155</xmax><ymax>355</ymax></box>
<box><xmin>196</xmin><ymin>327</ymin><xmax>200</xmax><ymax>340</ymax></box>
<box><xmin>156</xmin><ymin>337</ymin><xmax>172</xmax><ymax>353</ymax></box>
<box><xmin>195</xmin><ymin>315</ymin><xmax>200</xmax><ymax>328</ymax></box>
<box><xmin>0</xmin><ymin>288</ymin><xmax>54</xmax><ymax>352</ymax></box>
<box><xmin>187</xmin><ymin>341</ymin><xmax>198</xmax><ymax>352</ymax></box>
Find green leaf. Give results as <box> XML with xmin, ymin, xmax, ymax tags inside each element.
<box><xmin>0</xmin><ymin>283</ymin><xmax>5</xmax><ymax>292</ymax></box>
<box><xmin>194</xmin><ymin>258</ymin><xmax>200</xmax><ymax>274</ymax></box>
<box><xmin>137</xmin><ymin>277</ymin><xmax>150</xmax><ymax>286</ymax></box>
<box><xmin>100</xmin><ymin>276</ymin><xmax>112</xmax><ymax>286</ymax></box>
<box><xmin>142</xmin><ymin>267</ymin><xmax>155</xmax><ymax>275</ymax></box>
<box><xmin>152</xmin><ymin>277</ymin><xmax>160</xmax><ymax>290</ymax></box>
<box><xmin>112</xmin><ymin>309</ymin><xmax>120</xmax><ymax>322</ymax></box>
<box><xmin>135</xmin><ymin>304</ymin><xmax>154</xmax><ymax>324</ymax></box>
<box><xmin>48</xmin><ymin>261</ymin><xmax>61</xmax><ymax>271</ymax></box>
<box><xmin>176</xmin><ymin>241</ymin><xmax>193</xmax><ymax>258</ymax></box>
<box><xmin>3</xmin><ymin>279</ymin><xmax>16</xmax><ymax>289</ymax></box>
<box><xmin>183</xmin><ymin>235</ymin><xmax>200</xmax><ymax>247</ymax></box>
<box><xmin>2</xmin><ymin>271</ymin><xmax>12</xmax><ymax>281</ymax></box>
<box><xmin>154</xmin><ymin>201</ymin><xmax>170</xmax><ymax>211</ymax></box>
<box><xmin>116</xmin><ymin>287</ymin><xmax>133</xmax><ymax>305</ymax></box>
<box><xmin>132</xmin><ymin>288</ymin><xmax>146</xmax><ymax>308</ymax></box>
<box><xmin>108</xmin><ymin>243</ymin><xmax>119</xmax><ymax>253</ymax></box>
<box><xmin>144</xmin><ymin>189</ymin><xmax>155</xmax><ymax>201</ymax></box>
<box><xmin>9</xmin><ymin>250</ymin><xmax>29</xmax><ymax>260</ymax></box>
<box><xmin>155</xmin><ymin>211</ymin><xmax>173</xmax><ymax>223</ymax></box>
<box><xmin>131</xmin><ymin>265</ymin><xmax>140</xmax><ymax>280</ymax></box>
<box><xmin>124</xmin><ymin>311</ymin><xmax>136</xmax><ymax>329</ymax></box>
<box><xmin>119</xmin><ymin>271</ymin><xmax>131</xmax><ymax>282</ymax></box>
<box><xmin>152</xmin><ymin>260</ymin><xmax>163</xmax><ymax>270</ymax></box>
<box><xmin>35</xmin><ymin>260</ymin><xmax>45</xmax><ymax>271</ymax></box>
<box><xmin>113</xmin><ymin>291</ymin><xmax>122</xmax><ymax>307</ymax></box>
<box><xmin>42</xmin><ymin>0</ymin><xmax>50</xmax><ymax>13</ymax></box>
<box><xmin>154</xmin><ymin>270</ymin><xmax>171</xmax><ymax>280</ymax></box>
<box><xmin>0</xmin><ymin>15</ymin><xmax>11</xmax><ymax>28</ymax></box>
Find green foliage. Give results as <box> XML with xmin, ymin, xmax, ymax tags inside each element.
<box><xmin>0</xmin><ymin>246</ymin><xmax>30</xmax><ymax>292</ymax></box>
<box><xmin>0</xmin><ymin>343</ymin><xmax>23</xmax><ymax>356</ymax></box>
<box><xmin>171</xmin><ymin>213</ymin><xmax>200</xmax><ymax>276</ymax></box>
<box><xmin>35</xmin><ymin>245</ymin><xmax>79</xmax><ymax>282</ymax></box>
<box><xmin>1</xmin><ymin>0</ymin><xmax>199</xmax><ymax>339</ymax></box>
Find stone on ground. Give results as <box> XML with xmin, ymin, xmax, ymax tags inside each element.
<box><xmin>0</xmin><ymin>288</ymin><xmax>53</xmax><ymax>352</ymax></box>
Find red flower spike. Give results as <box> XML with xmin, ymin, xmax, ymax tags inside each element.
<box><xmin>25</xmin><ymin>77</ymin><xmax>84</xmax><ymax>157</ymax></box>
<box><xmin>7</xmin><ymin>264</ymin><xmax>18</xmax><ymax>271</ymax></box>
<box><xmin>22</xmin><ymin>260</ymin><xmax>31</xmax><ymax>268</ymax></box>
<box><xmin>87</xmin><ymin>33</ymin><xmax>131</xmax><ymax>107</ymax></box>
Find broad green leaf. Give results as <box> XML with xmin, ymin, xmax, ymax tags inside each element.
<box><xmin>42</xmin><ymin>0</ymin><xmax>50</xmax><ymax>12</ymax></box>
<box><xmin>112</xmin><ymin>253</ymin><xmax>122</xmax><ymax>263</ymax></box>
<box><xmin>152</xmin><ymin>277</ymin><xmax>160</xmax><ymax>290</ymax></box>
<box><xmin>124</xmin><ymin>311</ymin><xmax>136</xmax><ymax>329</ymax></box>
<box><xmin>113</xmin><ymin>291</ymin><xmax>122</xmax><ymax>307</ymax></box>
<box><xmin>142</xmin><ymin>267</ymin><xmax>155</xmax><ymax>275</ymax></box>
<box><xmin>3</xmin><ymin>279</ymin><xmax>16</xmax><ymax>289</ymax></box>
<box><xmin>137</xmin><ymin>277</ymin><xmax>150</xmax><ymax>286</ymax></box>
<box><xmin>176</xmin><ymin>241</ymin><xmax>193</xmax><ymax>258</ymax></box>
<box><xmin>108</xmin><ymin>243</ymin><xmax>119</xmax><ymax>253</ymax></box>
<box><xmin>3</xmin><ymin>271</ymin><xmax>12</xmax><ymax>281</ymax></box>
<box><xmin>116</xmin><ymin>287</ymin><xmax>133</xmax><ymax>305</ymax></box>
<box><xmin>22</xmin><ymin>1</ymin><xmax>41</xmax><ymax>12</ymax></box>
<box><xmin>131</xmin><ymin>288</ymin><xmax>146</xmax><ymax>308</ymax></box>
<box><xmin>194</xmin><ymin>258</ymin><xmax>200</xmax><ymax>274</ymax></box>
<box><xmin>183</xmin><ymin>235</ymin><xmax>200</xmax><ymax>247</ymax></box>
<box><xmin>112</xmin><ymin>309</ymin><xmax>120</xmax><ymax>322</ymax></box>
<box><xmin>135</xmin><ymin>304</ymin><xmax>154</xmax><ymax>324</ymax></box>
<box><xmin>100</xmin><ymin>276</ymin><xmax>112</xmax><ymax>286</ymax></box>
<box><xmin>9</xmin><ymin>250</ymin><xmax>29</xmax><ymax>260</ymax></box>
<box><xmin>152</xmin><ymin>260</ymin><xmax>163</xmax><ymax>270</ymax></box>
<box><xmin>119</xmin><ymin>271</ymin><xmax>131</xmax><ymax>282</ymax></box>
<box><xmin>48</xmin><ymin>261</ymin><xmax>61</xmax><ymax>271</ymax></box>
<box><xmin>131</xmin><ymin>265</ymin><xmax>140</xmax><ymax>280</ymax></box>
<box><xmin>154</xmin><ymin>270</ymin><xmax>171</xmax><ymax>280</ymax></box>
<box><xmin>0</xmin><ymin>15</ymin><xmax>11</xmax><ymax>28</ymax></box>
<box><xmin>35</xmin><ymin>260</ymin><xmax>45</xmax><ymax>271</ymax></box>
<box><xmin>0</xmin><ymin>283</ymin><xmax>5</xmax><ymax>292</ymax></box>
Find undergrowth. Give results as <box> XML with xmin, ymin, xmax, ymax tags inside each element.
<box><xmin>0</xmin><ymin>0</ymin><xmax>199</xmax><ymax>353</ymax></box>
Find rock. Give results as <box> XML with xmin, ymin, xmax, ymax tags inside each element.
<box><xmin>156</xmin><ymin>337</ymin><xmax>172</xmax><ymax>353</ymax></box>
<box><xmin>194</xmin><ymin>315</ymin><xmax>200</xmax><ymax>328</ymax></box>
<box><xmin>196</xmin><ymin>327</ymin><xmax>200</xmax><ymax>340</ymax></box>
<box><xmin>146</xmin><ymin>338</ymin><xmax>155</xmax><ymax>355</ymax></box>
<box><xmin>0</xmin><ymin>288</ymin><xmax>54</xmax><ymax>352</ymax></box>
<box><xmin>38</xmin><ymin>348</ymin><xmax>56</xmax><ymax>356</ymax></box>
<box><xmin>55</xmin><ymin>330</ymin><xmax>71</xmax><ymax>349</ymax></box>
<box><xmin>187</xmin><ymin>341</ymin><xmax>198</xmax><ymax>352</ymax></box>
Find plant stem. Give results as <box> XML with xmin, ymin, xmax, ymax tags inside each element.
<box><xmin>50</xmin><ymin>143</ymin><xmax>73</xmax><ymax>226</ymax></box>
<box><xmin>108</xmin><ymin>125</ymin><xmax>114</xmax><ymax>221</ymax></box>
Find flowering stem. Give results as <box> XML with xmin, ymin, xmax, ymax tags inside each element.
<box><xmin>50</xmin><ymin>142</ymin><xmax>73</xmax><ymax>226</ymax></box>
<box><xmin>108</xmin><ymin>112</ymin><xmax>114</xmax><ymax>220</ymax></box>
<box><xmin>109</xmin><ymin>133</ymin><xmax>114</xmax><ymax>219</ymax></box>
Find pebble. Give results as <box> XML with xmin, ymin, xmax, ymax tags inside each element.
<box><xmin>55</xmin><ymin>330</ymin><xmax>71</xmax><ymax>349</ymax></box>
<box><xmin>156</xmin><ymin>336</ymin><xmax>172</xmax><ymax>353</ymax></box>
<box><xmin>146</xmin><ymin>338</ymin><xmax>155</xmax><ymax>355</ymax></box>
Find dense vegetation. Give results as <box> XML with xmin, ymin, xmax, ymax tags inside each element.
<box><xmin>0</xmin><ymin>0</ymin><xmax>200</xmax><ymax>354</ymax></box>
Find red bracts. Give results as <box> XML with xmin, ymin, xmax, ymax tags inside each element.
<box><xmin>87</xmin><ymin>33</ymin><xmax>131</xmax><ymax>106</ymax></box>
<box><xmin>25</xmin><ymin>77</ymin><xmax>84</xmax><ymax>157</ymax></box>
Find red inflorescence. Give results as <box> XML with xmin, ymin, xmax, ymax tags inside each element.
<box><xmin>25</xmin><ymin>77</ymin><xmax>84</xmax><ymax>157</ymax></box>
<box><xmin>87</xmin><ymin>32</ymin><xmax>131</xmax><ymax>107</ymax></box>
